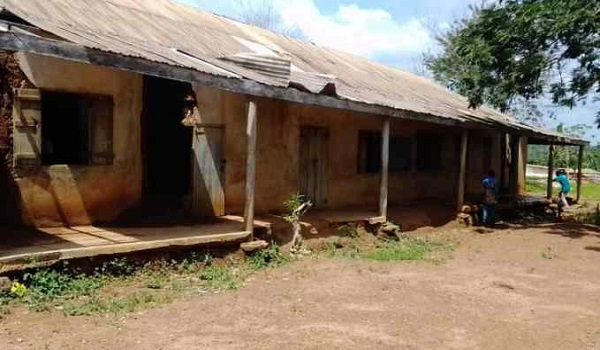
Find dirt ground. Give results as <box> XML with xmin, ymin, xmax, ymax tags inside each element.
<box><xmin>2</xmin><ymin>223</ymin><xmax>600</xmax><ymax>350</ymax></box>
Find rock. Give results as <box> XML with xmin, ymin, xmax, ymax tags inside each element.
<box><xmin>240</xmin><ymin>240</ymin><xmax>269</xmax><ymax>253</ymax></box>
<box><xmin>0</xmin><ymin>277</ymin><xmax>11</xmax><ymax>293</ymax></box>
<box><xmin>380</xmin><ymin>222</ymin><xmax>402</xmax><ymax>235</ymax></box>
<box><xmin>376</xmin><ymin>221</ymin><xmax>402</xmax><ymax>240</ymax></box>
<box><xmin>457</xmin><ymin>213</ymin><xmax>473</xmax><ymax>227</ymax></box>
<box><xmin>381</xmin><ymin>222</ymin><xmax>400</xmax><ymax>232</ymax></box>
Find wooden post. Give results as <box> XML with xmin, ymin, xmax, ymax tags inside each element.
<box><xmin>379</xmin><ymin>117</ymin><xmax>390</xmax><ymax>219</ymax></box>
<box><xmin>576</xmin><ymin>144</ymin><xmax>585</xmax><ymax>203</ymax></box>
<box><xmin>499</xmin><ymin>133</ymin><xmax>507</xmax><ymax>196</ymax></box>
<box><xmin>509</xmin><ymin>135</ymin><xmax>521</xmax><ymax>196</ymax></box>
<box><xmin>244</xmin><ymin>100</ymin><xmax>258</xmax><ymax>234</ymax></box>
<box><xmin>457</xmin><ymin>130</ymin><xmax>468</xmax><ymax>211</ymax></box>
<box><xmin>546</xmin><ymin>144</ymin><xmax>554</xmax><ymax>200</ymax></box>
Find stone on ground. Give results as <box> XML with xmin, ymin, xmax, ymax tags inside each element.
<box><xmin>0</xmin><ymin>277</ymin><xmax>11</xmax><ymax>293</ymax></box>
<box><xmin>241</xmin><ymin>240</ymin><xmax>269</xmax><ymax>253</ymax></box>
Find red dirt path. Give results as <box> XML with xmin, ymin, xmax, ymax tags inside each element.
<box><xmin>2</xmin><ymin>223</ymin><xmax>600</xmax><ymax>349</ymax></box>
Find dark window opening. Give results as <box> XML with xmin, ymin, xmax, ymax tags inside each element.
<box><xmin>358</xmin><ymin>131</ymin><xmax>412</xmax><ymax>173</ymax></box>
<box><xmin>416</xmin><ymin>135</ymin><xmax>442</xmax><ymax>171</ymax></box>
<box><xmin>358</xmin><ymin>131</ymin><xmax>382</xmax><ymax>174</ymax></box>
<box><xmin>390</xmin><ymin>137</ymin><xmax>412</xmax><ymax>172</ymax></box>
<box><xmin>42</xmin><ymin>92</ymin><xmax>113</xmax><ymax>165</ymax></box>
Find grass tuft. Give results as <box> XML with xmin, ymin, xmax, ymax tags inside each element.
<box><xmin>323</xmin><ymin>236</ymin><xmax>451</xmax><ymax>263</ymax></box>
<box><xmin>199</xmin><ymin>264</ymin><xmax>244</xmax><ymax>290</ymax></box>
<box><xmin>366</xmin><ymin>238</ymin><xmax>437</xmax><ymax>262</ymax></box>
<box><xmin>248</xmin><ymin>243</ymin><xmax>288</xmax><ymax>271</ymax></box>
<box><xmin>527</xmin><ymin>177</ymin><xmax>600</xmax><ymax>202</ymax></box>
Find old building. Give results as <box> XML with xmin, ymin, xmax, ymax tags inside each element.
<box><xmin>0</xmin><ymin>0</ymin><xmax>586</xmax><ymax>268</ymax></box>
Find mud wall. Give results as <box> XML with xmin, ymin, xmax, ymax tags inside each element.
<box><xmin>15</xmin><ymin>53</ymin><xmax>143</xmax><ymax>227</ymax></box>
<box><xmin>464</xmin><ymin>132</ymin><xmax>526</xmax><ymax>200</ymax></box>
<box><xmin>0</xmin><ymin>51</ymin><xmax>31</xmax><ymax>226</ymax></box>
<box><xmin>193</xmin><ymin>85</ymin><xmax>471</xmax><ymax>215</ymax></box>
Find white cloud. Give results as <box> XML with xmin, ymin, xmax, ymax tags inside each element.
<box><xmin>274</xmin><ymin>0</ymin><xmax>433</xmax><ymax>59</ymax></box>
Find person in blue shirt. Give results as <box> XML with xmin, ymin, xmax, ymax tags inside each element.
<box><xmin>554</xmin><ymin>169</ymin><xmax>571</xmax><ymax>212</ymax></box>
<box><xmin>481</xmin><ymin>170</ymin><xmax>499</xmax><ymax>227</ymax></box>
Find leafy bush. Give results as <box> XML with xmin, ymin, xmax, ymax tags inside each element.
<box><xmin>10</xmin><ymin>282</ymin><xmax>27</xmax><ymax>298</ymax></box>
<box><xmin>249</xmin><ymin>243</ymin><xmax>288</xmax><ymax>270</ymax></box>
<box><xmin>24</xmin><ymin>270</ymin><xmax>71</xmax><ymax>298</ymax></box>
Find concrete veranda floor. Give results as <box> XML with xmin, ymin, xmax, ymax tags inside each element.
<box><xmin>0</xmin><ymin>219</ymin><xmax>252</xmax><ymax>273</ymax></box>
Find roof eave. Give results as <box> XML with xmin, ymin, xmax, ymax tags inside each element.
<box><xmin>0</xmin><ymin>29</ymin><xmax>588</xmax><ymax>145</ymax></box>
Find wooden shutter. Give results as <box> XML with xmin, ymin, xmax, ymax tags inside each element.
<box><xmin>89</xmin><ymin>95</ymin><xmax>114</xmax><ymax>165</ymax></box>
<box><xmin>13</xmin><ymin>88</ymin><xmax>42</xmax><ymax>174</ymax></box>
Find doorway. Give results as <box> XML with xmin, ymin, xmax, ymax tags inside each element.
<box><xmin>299</xmin><ymin>126</ymin><xmax>329</xmax><ymax>207</ymax></box>
<box><xmin>142</xmin><ymin>76</ymin><xmax>192</xmax><ymax>218</ymax></box>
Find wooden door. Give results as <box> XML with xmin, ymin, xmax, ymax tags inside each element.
<box><xmin>299</xmin><ymin>126</ymin><xmax>329</xmax><ymax>207</ymax></box>
<box><xmin>192</xmin><ymin>126</ymin><xmax>225</xmax><ymax>217</ymax></box>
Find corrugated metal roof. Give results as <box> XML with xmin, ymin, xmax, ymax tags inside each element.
<box><xmin>220</xmin><ymin>53</ymin><xmax>291</xmax><ymax>86</ymax></box>
<box><xmin>0</xmin><ymin>0</ymin><xmax>586</xmax><ymax>144</ymax></box>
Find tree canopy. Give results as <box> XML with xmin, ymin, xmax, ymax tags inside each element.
<box><xmin>426</xmin><ymin>0</ymin><xmax>600</xmax><ymax>125</ymax></box>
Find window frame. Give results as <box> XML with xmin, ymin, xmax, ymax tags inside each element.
<box><xmin>41</xmin><ymin>90</ymin><xmax>115</xmax><ymax>167</ymax></box>
<box><xmin>357</xmin><ymin>130</ymin><xmax>413</xmax><ymax>174</ymax></box>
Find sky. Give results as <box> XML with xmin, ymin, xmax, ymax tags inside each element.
<box><xmin>177</xmin><ymin>0</ymin><xmax>599</xmax><ymax>142</ymax></box>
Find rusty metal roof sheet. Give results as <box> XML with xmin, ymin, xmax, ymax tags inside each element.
<box><xmin>0</xmin><ymin>0</ymin><xmax>586</xmax><ymax>144</ymax></box>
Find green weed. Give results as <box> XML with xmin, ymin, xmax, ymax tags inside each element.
<box><xmin>199</xmin><ymin>264</ymin><xmax>243</xmax><ymax>290</ymax></box>
<box><xmin>0</xmin><ymin>296</ymin><xmax>11</xmax><ymax>317</ymax></box>
<box><xmin>9</xmin><ymin>281</ymin><xmax>28</xmax><ymax>298</ymax></box>
<box><xmin>249</xmin><ymin>243</ymin><xmax>288</xmax><ymax>270</ymax></box>
<box><xmin>323</xmin><ymin>236</ymin><xmax>450</xmax><ymax>263</ymax></box>
<box><xmin>62</xmin><ymin>292</ymin><xmax>174</xmax><ymax>316</ymax></box>
<box><xmin>366</xmin><ymin>238</ymin><xmax>436</xmax><ymax>262</ymax></box>
<box><xmin>322</xmin><ymin>239</ymin><xmax>362</xmax><ymax>259</ymax></box>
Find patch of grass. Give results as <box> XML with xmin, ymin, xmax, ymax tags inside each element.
<box><xmin>527</xmin><ymin>177</ymin><xmax>600</xmax><ymax>202</ymax></box>
<box><xmin>322</xmin><ymin>238</ymin><xmax>362</xmax><ymax>259</ymax></box>
<box><xmin>365</xmin><ymin>238</ymin><xmax>437</xmax><ymax>262</ymax></box>
<box><xmin>1</xmin><ymin>245</ymin><xmax>291</xmax><ymax>317</ymax></box>
<box><xmin>62</xmin><ymin>291</ymin><xmax>175</xmax><ymax>316</ymax></box>
<box><xmin>526</xmin><ymin>178</ymin><xmax>547</xmax><ymax>197</ymax></box>
<box><xmin>0</xmin><ymin>296</ymin><xmax>11</xmax><ymax>317</ymax></box>
<box><xmin>322</xmin><ymin>236</ymin><xmax>452</xmax><ymax>263</ymax></box>
<box><xmin>199</xmin><ymin>264</ymin><xmax>244</xmax><ymax>290</ymax></box>
<box><xmin>248</xmin><ymin>243</ymin><xmax>288</xmax><ymax>271</ymax></box>
<box><xmin>21</xmin><ymin>270</ymin><xmax>107</xmax><ymax>312</ymax></box>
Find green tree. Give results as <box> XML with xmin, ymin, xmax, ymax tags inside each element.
<box><xmin>426</xmin><ymin>0</ymin><xmax>600</xmax><ymax>124</ymax></box>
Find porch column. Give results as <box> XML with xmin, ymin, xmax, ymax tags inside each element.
<box><xmin>576</xmin><ymin>144</ymin><xmax>585</xmax><ymax>203</ymax></box>
<box><xmin>457</xmin><ymin>130</ymin><xmax>468</xmax><ymax>211</ymax></box>
<box><xmin>499</xmin><ymin>133</ymin><xmax>507</xmax><ymax>196</ymax></box>
<box><xmin>379</xmin><ymin>116</ymin><xmax>390</xmax><ymax>219</ymax></box>
<box><xmin>546</xmin><ymin>144</ymin><xmax>555</xmax><ymax>200</ymax></box>
<box><xmin>508</xmin><ymin>135</ymin><xmax>521</xmax><ymax>196</ymax></box>
<box><xmin>244</xmin><ymin>100</ymin><xmax>258</xmax><ymax>235</ymax></box>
